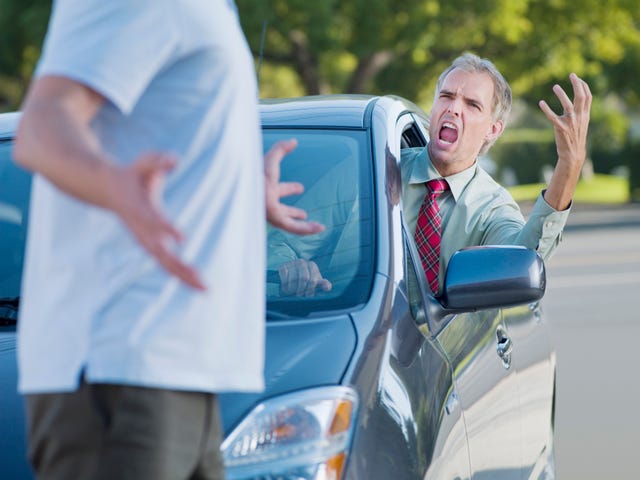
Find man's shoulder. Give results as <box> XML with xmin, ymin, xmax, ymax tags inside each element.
<box><xmin>466</xmin><ymin>165</ymin><xmax>515</xmax><ymax>204</ymax></box>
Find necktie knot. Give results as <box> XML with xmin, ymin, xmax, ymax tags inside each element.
<box><xmin>427</xmin><ymin>178</ymin><xmax>449</xmax><ymax>195</ymax></box>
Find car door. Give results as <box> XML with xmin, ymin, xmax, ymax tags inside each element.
<box><xmin>396</xmin><ymin>231</ymin><xmax>472</xmax><ymax>480</ymax></box>
<box><xmin>501</xmin><ymin>302</ymin><xmax>556</xmax><ymax>477</ymax></box>
<box><xmin>399</xmin><ymin>116</ymin><xmax>524</xmax><ymax>478</ymax></box>
<box><xmin>436</xmin><ymin>310</ymin><xmax>523</xmax><ymax>478</ymax></box>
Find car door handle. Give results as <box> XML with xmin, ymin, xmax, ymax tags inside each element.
<box><xmin>496</xmin><ymin>326</ymin><xmax>512</xmax><ymax>369</ymax></box>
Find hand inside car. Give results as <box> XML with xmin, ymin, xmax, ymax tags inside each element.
<box><xmin>278</xmin><ymin>259</ymin><xmax>332</xmax><ymax>297</ymax></box>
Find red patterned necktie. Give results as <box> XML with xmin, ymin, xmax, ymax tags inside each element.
<box><xmin>414</xmin><ymin>179</ymin><xmax>449</xmax><ymax>294</ymax></box>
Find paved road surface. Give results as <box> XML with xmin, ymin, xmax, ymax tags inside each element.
<box><xmin>539</xmin><ymin>203</ymin><xmax>640</xmax><ymax>479</ymax></box>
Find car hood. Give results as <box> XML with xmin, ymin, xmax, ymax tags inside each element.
<box><xmin>0</xmin><ymin>331</ymin><xmax>32</xmax><ymax>479</ymax></box>
<box><xmin>0</xmin><ymin>314</ymin><xmax>358</xmax><ymax>476</ymax></box>
<box><xmin>219</xmin><ymin>314</ymin><xmax>357</xmax><ymax>434</ymax></box>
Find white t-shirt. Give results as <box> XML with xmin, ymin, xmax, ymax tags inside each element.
<box><xmin>18</xmin><ymin>0</ymin><xmax>266</xmax><ymax>394</ymax></box>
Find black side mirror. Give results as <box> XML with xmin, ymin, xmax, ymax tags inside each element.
<box><xmin>441</xmin><ymin>245</ymin><xmax>545</xmax><ymax>310</ymax></box>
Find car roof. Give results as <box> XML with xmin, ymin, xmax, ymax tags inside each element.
<box><xmin>0</xmin><ymin>95</ymin><xmax>426</xmax><ymax>136</ymax></box>
<box><xmin>259</xmin><ymin>94</ymin><xmax>430</xmax><ymax>132</ymax></box>
<box><xmin>260</xmin><ymin>95</ymin><xmax>379</xmax><ymax>129</ymax></box>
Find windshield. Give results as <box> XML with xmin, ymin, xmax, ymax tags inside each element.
<box><xmin>263</xmin><ymin>128</ymin><xmax>375</xmax><ymax>317</ymax></box>
<box><xmin>0</xmin><ymin>131</ymin><xmax>376</xmax><ymax>318</ymax></box>
<box><xmin>0</xmin><ymin>141</ymin><xmax>31</xmax><ymax>301</ymax></box>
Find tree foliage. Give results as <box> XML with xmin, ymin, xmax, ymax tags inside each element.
<box><xmin>237</xmin><ymin>0</ymin><xmax>639</xmax><ymax>105</ymax></box>
<box><xmin>1</xmin><ymin>0</ymin><xmax>639</xmax><ymax>190</ymax></box>
<box><xmin>0</xmin><ymin>0</ymin><xmax>51</xmax><ymax>110</ymax></box>
<box><xmin>236</xmin><ymin>0</ymin><xmax>640</xmax><ymax>188</ymax></box>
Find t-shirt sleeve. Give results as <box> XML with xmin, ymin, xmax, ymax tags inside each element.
<box><xmin>36</xmin><ymin>1</ymin><xmax>179</xmax><ymax>114</ymax></box>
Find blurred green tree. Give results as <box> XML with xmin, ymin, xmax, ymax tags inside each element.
<box><xmin>237</xmin><ymin>0</ymin><xmax>639</xmax><ymax>193</ymax></box>
<box><xmin>2</xmin><ymin>1</ymin><xmax>639</xmax><ymax>196</ymax></box>
<box><xmin>0</xmin><ymin>0</ymin><xmax>51</xmax><ymax>111</ymax></box>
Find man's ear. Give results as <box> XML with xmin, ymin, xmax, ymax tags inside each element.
<box><xmin>486</xmin><ymin>119</ymin><xmax>504</xmax><ymax>142</ymax></box>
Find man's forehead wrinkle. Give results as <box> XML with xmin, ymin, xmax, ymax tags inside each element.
<box><xmin>439</xmin><ymin>86</ymin><xmax>486</xmax><ymax>108</ymax></box>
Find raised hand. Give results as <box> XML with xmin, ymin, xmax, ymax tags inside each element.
<box><xmin>264</xmin><ymin>139</ymin><xmax>325</xmax><ymax>235</ymax></box>
<box><xmin>110</xmin><ymin>152</ymin><xmax>206</xmax><ymax>291</ymax></box>
<box><xmin>538</xmin><ymin>73</ymin><xmax>592</xmax><ymax>210</ymax></box>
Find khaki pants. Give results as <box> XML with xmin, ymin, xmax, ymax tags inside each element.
<box><xmin>25</xmin><ymin>381</ymin><xmax>226</xmax><ymax>480</ymax></box>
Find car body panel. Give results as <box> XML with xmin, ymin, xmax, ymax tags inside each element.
<box><xmin>502</xmin><ymin>303</ymin><xmax>556</xmax><ymax>478</ymax></box>
<box><xmin>0</xmin><ymin>331</ymin><xmax>32</xmax><ymax>479</ymax></box>
<box><xmin>219</xmin><ymin>315</ymin><xmax>358</xmax><ymax>433</ymax></box>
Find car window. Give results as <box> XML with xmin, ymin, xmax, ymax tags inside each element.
<box><xmin>0</xmin><ymin>141</ymin><xmax>31</xmax><ymax>300</ymax></box>
<box><xmin>263</xmin><ymin>128</ymin><xmax>374</xmax><ymax>318</ymax></box>
<box><xmin>401</xmin><ymin>122</ymin><xmax>427</xmax><ymax>149</ymax></box>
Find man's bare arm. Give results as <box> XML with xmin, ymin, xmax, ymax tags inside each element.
<box><xmin>13</xmin><ymin>76</ymin><xmax>206</xmax><ymax>290</ymax></box>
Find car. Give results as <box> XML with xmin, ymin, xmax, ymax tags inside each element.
<box><xmin>0</xmin><ymin>96</ymin><xmax>556</xmax><ymax>479</ymax></box>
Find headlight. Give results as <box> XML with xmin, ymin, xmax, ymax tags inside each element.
<box><xmin>222</xmin><ymin>386</ymin><xmax>359</xmax><ymax>480</ymax></box>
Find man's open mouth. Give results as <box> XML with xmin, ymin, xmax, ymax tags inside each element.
<box><xmin>439</xmin><ymin>122</ymin><xmax>459</xmax><ymax>144</ymax></box>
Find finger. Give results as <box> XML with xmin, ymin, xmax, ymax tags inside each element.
<box><xmin>571</xmin><ymin>73</ymin><xmax>592</xmax><ymax>114</ymax></box>
<box><xmin>305</xmin><ymin>261</ymin><xmax>323</xmax><ymax>297</ymax></box>
<box><xmin>136</xmin><ymin>208</ymin><xmax>185</xmax><ymax>244</ymax></box>
<box><xmin>280</xmin><ymin>204</ymin><xmax>308</xmax><ymax>221</ymax></box>
<box><xmin>265</xmin><ymin>139</ymin><xmax>298</xmax><ymax>176</ymax></box>
<box><xmin>538</xmin><ymin>100</ymin><xmax>558</xmax><ymax>124</ymax></box>
<box><xmin>154</xmin><ymin>243</ymin><xmax>206</xmax><ymax>291</ymax></box>
<box><xmin>277</xmin><ymin>181</ymin><xmax>305</xmax><ymax>198</ymax></box>
<box><xmin>295</xmin><ymin>261</ymin><xmax>311</xmax><ymax>297</ymax></box>
<box><xmin>134</xmin><ymin>152</ymin><xmax>178</xmax><ymax>176</ymax></box>
<box><xmin>267</xmin><ymin>139</ymin><xmax>298</xmax><ymax>161</ymax></box>
<box><xmin>552</xmin><ymin>83</ymin><xmax>573</xmax><ymax>114</ymax></box>
<box><xmin>281</xmin><ymin>219</ymin><xmax>325</xmax><ymax>236</ymax></box>
<box><xmin>278</xmin><ymin>264</ymin><xmax>294</xmax><ymax>295</ymax></box>
<box><xmin>318</xmin><ymin>279</ymin><xmax>332</xmax><ymax>292</ymax></box>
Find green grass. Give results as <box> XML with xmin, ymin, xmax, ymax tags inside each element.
<box><xmin>507</xmin><ymin>174</ymin><xmax>630</xmax><ymax>204</ymax></box>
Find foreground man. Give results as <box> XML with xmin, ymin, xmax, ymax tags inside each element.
<box><xmin>14</xmin><ymin>1</ymin><xmax>321</xmax><ymax>479</ymax></box>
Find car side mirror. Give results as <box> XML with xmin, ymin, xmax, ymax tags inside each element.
<box><xmin>441</xmin><ymin>245</ymin><xmax>546</xmax><ymax>310</ymax></box>
<box><xmin>421</xmin><ymin>245</ymin><xmax>546</xmax><ymax>335</ymax></box>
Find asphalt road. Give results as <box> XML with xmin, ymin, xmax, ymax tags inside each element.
<box><xmin>539</xmin><ymin>203</ymin><xmax>640</xmax><ymax>479</ymax></box>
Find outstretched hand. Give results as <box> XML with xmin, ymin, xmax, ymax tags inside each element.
<box><xmin>538</xmin><ymin>73</ymin><xmax>592</xmax><ymax>210</ymax></box>
<box><xmin>538</xmin><ymin>73</ymin><xmax>592</xmax><ymax>169</ymax></box>
<box><xmin>111</xmin><ymin>152</ymin><xmax>206</xmax><ymax>291</ymax></box>
<box><xmin>264</xmin><ymin>139</ymin><xmax>325</xmax><ymax>235</ymax></box>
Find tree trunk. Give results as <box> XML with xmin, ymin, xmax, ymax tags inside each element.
<box><xmin>289</xmin><ymin>30</ymin><xmax>330</xmax><ymax>95</ymax></box>
<box><xmin>346</xmin><ymin>50</ymin><xmax>395</xmax><ymax>94</ymax></box>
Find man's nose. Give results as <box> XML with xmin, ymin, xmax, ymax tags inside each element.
<box><xmin>446</xmin><ymin>97</ymin><xmax>462</xmax><ymax>116</ymax></box>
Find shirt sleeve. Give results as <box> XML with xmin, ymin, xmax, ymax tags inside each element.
<box><xmin>36</xmin><ymin>1</ymin><xmax>179</xmax><ymax>114</ymax></box>
<box><xmin>517</xmin><ymin>191</ymin><xmax>571</xmax><ymax>261</ymax></box>
<box><xmin>482</xmin><ymin>191</ymin><xmax>570</xmax><ymax>261</ymax></box>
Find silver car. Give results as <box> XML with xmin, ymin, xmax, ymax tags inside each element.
<box><xmin>0</xmin><ymin>96</ymin><xmax>555</xmax><ymax>479</ymax></box>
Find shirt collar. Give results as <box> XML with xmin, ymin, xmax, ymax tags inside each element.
<box><xmin>406</xmin><ymin>147</ymin><xmax>477</xmax><ymax>201</ymax></box>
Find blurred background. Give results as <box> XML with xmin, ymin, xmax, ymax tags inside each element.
<box><xmin>2</xmin><ymin>1</ymin><xmax>639</xmax><ymax>477</ymax></box>
<box><xmin>1</xmin><ymin>0</ymin><xmax>639</xmax><ymax>201</ymax></box>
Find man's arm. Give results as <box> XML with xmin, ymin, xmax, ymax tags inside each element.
<box><xmin>15</xmin><ymin>78</ymin><xmax>324</xmax><ymax>291</ymax></box>
<box><xmin>14</xmin><ymin>76</ymin><xmax>206</xmax><ymax>290</ymax></box>
<box><xmin>539</xmin><ymin>73</ymin><xmax>592</xmax><ymax>211</ymax></box>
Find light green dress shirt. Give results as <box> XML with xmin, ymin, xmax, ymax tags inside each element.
<box><xmin>401</xmin><ymin>147</ymin><xmax>570</xmax><ymax>289</ymax></box>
